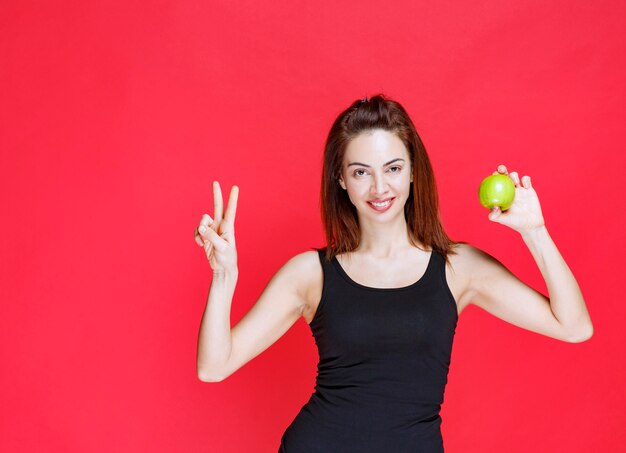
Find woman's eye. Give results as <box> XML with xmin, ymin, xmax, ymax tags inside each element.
<box><xmin>353</xmin><ymin>167</ymin><xmax>401</xmax><ymax>177</ymax></box>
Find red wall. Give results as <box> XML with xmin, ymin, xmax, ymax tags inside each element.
<box><xmin>2</xmin><ymin>1</ymin><xmax>624</xmax><ymax>451</ymax></box>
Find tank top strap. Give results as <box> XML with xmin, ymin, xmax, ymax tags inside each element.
<box><xmin>426</xmin><ymin>248</ymin><xmax>444</xmax><ymax>283</ymax></box>
<box><xmin>316</xmin><ymin>247</ymin><xmax>329</xmax><ymax>263</ymax></box>
<box><xmin>431</xmin><ymin>249</ymin><xmax>459</xmax><ymax>319</ymax></box>
<box><xmin>315</xmin><ymin>246</ymin><xmax>332</xmax><ymax>293</ymax></box>
<box><xmin>431</xmin><ymin>249</ymin><xmax>448</xmax><ymax>279</ymax></box>
<box><xmin>431</xmin><ymin>248</ymin><xmax>444</xmax><ymax>269</ymax></box>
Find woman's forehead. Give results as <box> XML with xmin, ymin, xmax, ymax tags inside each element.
<box><xmin>344</xmin><ymin>130</ymin><xmax>409</xmax><ymax>164</ymax></box>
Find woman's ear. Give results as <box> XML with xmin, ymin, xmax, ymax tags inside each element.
<box><xmin>338</xmin><ymin>175</ymin><xmax>347</xmax><ymax>190</ymax></box>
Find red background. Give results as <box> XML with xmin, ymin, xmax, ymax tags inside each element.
<box><xmin>2</xmin><ymin>1</ymin><xmax>625</xmax><ymax>451</ymax></box>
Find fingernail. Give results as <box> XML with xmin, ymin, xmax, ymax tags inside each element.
<box><xmin>199</xmin><ymin>226</ymin><xmax>206</xmax><ymax>233</ymax></box>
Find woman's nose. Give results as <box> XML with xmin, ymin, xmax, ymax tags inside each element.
<box><xmin>371</xmin><ymin>174</ymin><xmax>389</xmax><ymax>196</ymax></box>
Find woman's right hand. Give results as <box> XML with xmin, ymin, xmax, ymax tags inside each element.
<box><xmin>194</xmin><ymin>181</ymin><xmax>239</xmax><ymax>273</ymax></box>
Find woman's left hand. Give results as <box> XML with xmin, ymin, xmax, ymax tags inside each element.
<box><xmin>488</xmin><ymin>164</ymin><xmax>546</xmax><ymax>234</ymax></box>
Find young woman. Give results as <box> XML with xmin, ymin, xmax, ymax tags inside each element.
<box><xmin>194</xmin><ymin>95</ymin><xmax>593</xmax><ymax>452</ymax></box>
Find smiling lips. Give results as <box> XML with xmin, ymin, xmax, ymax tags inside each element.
<box><xmin>367</xmin><ymin>197</ymin><xmax>395</xmax><ymax>212</ymax></box>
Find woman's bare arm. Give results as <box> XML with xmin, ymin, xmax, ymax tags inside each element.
<box><xmin>197</xmin><ymin>251</ymin><xmax>320</xmax><ymax>382</ymax></box>
<box><xmin>194</xmin><ymin>181</ymin><xmax>321</xmax><ymax>382</ymax></box>
<box><xmin>463</xmin><ymin>239</ymin><xmax>593</xmax><ymax>342</ymax></box>
<box><xmin>464</xmin><ymin>165</ymin><xmax>593</xmax><ymax>343</ymax></box>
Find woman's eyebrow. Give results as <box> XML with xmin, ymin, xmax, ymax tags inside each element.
<box><xmin>347</xmin><ymin>158</ymin><xmax>405</xmax><ymax>168</ymax></box>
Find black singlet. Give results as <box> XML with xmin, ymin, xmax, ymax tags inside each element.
<box><xmin>278</xmin><ymin>247</ymin><xmax>459</xmax><ymax>452</ymax></box>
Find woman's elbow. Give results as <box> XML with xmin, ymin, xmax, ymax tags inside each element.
<box><xmin>197</xmin><ymin>366</ymin><xmax>227</xmax><ymax>382</ymax></box>
<box><xmin>568</xmin><ymin>325</ymin><xmax>594</xmax><ymax>343</ymax></box>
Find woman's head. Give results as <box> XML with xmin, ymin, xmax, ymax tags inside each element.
<box><xmin>320</xmin><ymin>94</ymin><xmax>459</xmax><ymax>260</ymax></box>
<box><xmin>337</xmin><ymin>128</ymin><xmax>413</xmax><ymax>227</ymax></box>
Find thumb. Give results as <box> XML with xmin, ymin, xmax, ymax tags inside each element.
<box><xmin>203</xmin><ymin>225</ymin><xmax>229</xmax><ymax>253</ymax></box>
<box><xmin>488</xmin><ymin>206</ymin><xmax>502</xmax><ymax>222</ymax></box>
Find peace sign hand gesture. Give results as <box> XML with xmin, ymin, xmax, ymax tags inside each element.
<box><xmin>194</xmin><ymin>181</ymin><xmax>239</xmax><ymax>273</ymax></box>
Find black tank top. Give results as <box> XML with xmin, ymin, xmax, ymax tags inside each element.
<box><xmin>279</xmin><ymin>247</ymin><xmax>458</xmax><ymax>453</ymax></box>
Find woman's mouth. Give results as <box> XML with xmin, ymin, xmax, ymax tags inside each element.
<box><xmin>367</xmin><ymin>197</ymin><xmax>395</xmax><ymax>212</ymax></box>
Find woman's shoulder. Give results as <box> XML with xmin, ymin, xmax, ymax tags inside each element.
<box><xmin>444</xmin><ymin>243</ymin><xmax>495</xmax><ymax>313</ymax></box>
<box><xmin>446</xmin><ymin>242</ymin><xmax>505</xmax><ymax>284</ymax></box>
<box><xmin>280</xmin><ymin>249</ymin><xmax>323</xmax><ymax>289</ymax></box>
<box><xmin>283</xmin><ymin>247</ymin><xmax>325</xmax><ymax>270</ymax></box>
<box><xmin>278</xmin><ymin>248</ymin><xmax>324</xmax><ymax>306</ymax></box>
<box><xmin>447</xmin><ymin>242</ymin><xmax>484</xmax><ymax>266</ymax></box>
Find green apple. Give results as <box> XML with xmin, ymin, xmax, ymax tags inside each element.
<box><xmin>478</xmin><ymin>174</ymin><xmax>515</xmax><ymax>210</ymax></box>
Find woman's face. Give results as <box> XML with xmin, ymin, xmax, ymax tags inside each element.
<box><xmin>338</xmin><ymin>129</ymin><xmax>413</xmax><ymax>223</ymax></box>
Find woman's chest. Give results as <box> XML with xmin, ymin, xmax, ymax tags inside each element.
<box><xmin>311</xmin><ymin>283</ymin><xmax>458</xmax><ymax>360</ymax></box>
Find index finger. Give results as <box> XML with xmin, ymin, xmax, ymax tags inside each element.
<box><xmin>223</xmin><ymin>185</ymin><xmax>239</xmax><ymax>224</ymax></box>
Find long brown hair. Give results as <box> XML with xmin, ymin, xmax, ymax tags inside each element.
<box><xmin>320</xmin><ymin>94</ymin><xmax>462</xmax><ymax>263</ymax></box>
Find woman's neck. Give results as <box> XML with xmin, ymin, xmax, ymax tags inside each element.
<box><xmin>355</xmin><ymin>216</ymin><xmax>417</xmax><ymax>258</ymax></box>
